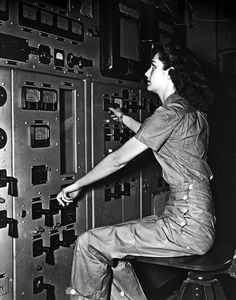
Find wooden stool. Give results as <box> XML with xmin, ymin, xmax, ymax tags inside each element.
<box><xmin>134</xmin><ymin>243</ymin><xmax>235</xmax><ymax>300</ymax></box>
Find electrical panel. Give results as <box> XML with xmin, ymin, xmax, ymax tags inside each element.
<box><xmin>0</xmin><ymin>1</ymin><xmax>165</xmax><ymax>299</ymax></box>
<box><xmin>0</xmin><ymin>69</ymin><xmax>13</xmax><ymax>300</ymax></box>
<box><xmin>91</xmin><ymin>83</ymin><xmax>161</xmax><ymax>227</ymax></box>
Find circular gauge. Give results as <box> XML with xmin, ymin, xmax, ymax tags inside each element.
<box><xmin>0</xmin><ymin>128</ymin><xmax>7</xmax><ymax>149</ymax></box>
<box><xmin>0</xmin><ymin>86</ymin><xmax>7</xmax><ymax>107</ymax></box>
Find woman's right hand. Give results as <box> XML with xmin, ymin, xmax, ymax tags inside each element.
<box><xmin>109</xmin><ymin>107</ymin><xmax>124</xmax><ymax>123</ymax></box>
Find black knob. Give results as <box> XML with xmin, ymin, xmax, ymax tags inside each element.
<box><xmin>67</xmin><ymin>53</ymin><xmax>93</xmax><ymax>69</ymax></box>
<box><xmin>78</xmin><ymin>56</ymin><xmax>93</xmax><ymax>69</ymax></box>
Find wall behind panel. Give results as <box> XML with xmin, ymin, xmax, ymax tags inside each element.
<box><xmin>186</xmin><ymin>0</ymin><xmax>236</xmax><ymax>245</ymax></box>
<box><xmin>0</xmin><ymin>0</ymin><xmax>163</xmax><ymax>299</ymax></box>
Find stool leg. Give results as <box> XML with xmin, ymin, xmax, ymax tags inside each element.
<box><xmin>177</xmin><ymin>277</ymin><xmax>227</xmax><ymax>300</ymax></box>
<box><xmin>212</xmin><ymin>279</ymin><xmax>227</xmax><ymax>300</ymax></box>
<box><xmin>177</xmin><ymin>278</ymin><xmax>213</xmax><ymax>300</ymax></box>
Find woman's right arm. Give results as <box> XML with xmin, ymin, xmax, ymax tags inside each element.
<box><xmin>109</xmin><ymin>107</ymin><xmax>142</xmax><ymax>133</ymax></box>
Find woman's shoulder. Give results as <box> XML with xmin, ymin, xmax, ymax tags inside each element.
<box><xmin>164</xmin><ymin>94</ymin><xmax>196</xmax><ymax>115</ymax></box>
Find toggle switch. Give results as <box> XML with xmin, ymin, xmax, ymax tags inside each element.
<box><xmin>0</xmin><ymin>210</ymin><xmax>18</xmax><ymax>238</ymax></box>
<box><xmin>121</xmin><ymin>182</ymin><xmax>131</xmax><ymax>196</ymax></box>
<box><xmin>32</xmin><ymin>202</ymin><xmax>54</xmax><ymax>227</ymax></box>
<box><xmin>50</xmin><ymin>230</ymin><xmax>77</xmax><ymax>249</ymax></box>
<box><xmin>33</xmin><ymin>239</ymin><xmax>55</xmax><ymax>265</ymax></box>
<box><xmin>67</xmin><ymin>53</ymin><xmax>93</xmax><ymax>69</ymax></box>
<box><xmin>105</xmin><ymin>182</ymin><xmax>121</xmax><ymax>202</ymax></box>
<box><xmin>33</xmin><ymin>276</ymin><xmax>56</xmax><ymax>300</ymax></box>
<box><xmin>0</xmin><ymin>169</ymin><xmax>18</xmax><ymax>196</ymax></box>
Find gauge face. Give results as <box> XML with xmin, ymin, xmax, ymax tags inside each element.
<box><xmin>34</xmin><ymin>126</ymin><xmax>49</xmax><ymax>140</ymax></box>
<box><xmin>57</xmin><ymin>16</ymin><xmax>69</xmax><ymax>31</ymax></box>
<box><xmin>31</xmin><ymin>125</ymin><xmax>50</xmax><ymax>148</ymax></box>
<box><xmin>22</xmin><ymin>4</ymin><xmax>38</xmax><ymax>21</ymax></box>
<box><xmin>42</xmin><ymin>90</ymin><xmax>57</xmax><ymax>104</ymax></box>
<box><xmin>22</xmin><ymin>87</ymin><xmax>41</xmax><ymax>110</ymax></box>
<box><xmin>22</xmin><ymin>87</ymin><xmax>57</xmax><ymax>111</ymax></box>
<box><xmin>40</xmin><ymin>10</ymin><xmax>53</xmax><ymax>26</ymax></box>
<box><xmin>25</xmin><ymin>89</ymin><xmax>40</xmax><ymax>103</ymax></box>
<box><xmin>72</xmin><ymin>21</ymin><xmax>83</xmax><ymax>35</ymax></box>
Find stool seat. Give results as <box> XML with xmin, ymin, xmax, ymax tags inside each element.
<box><xmin>135</xmin><ymin>243</ymin><xmax>234</xmax><ymax>272</ymax></box>
<box><xmin>132</xmin><ymin>243</ymin><xmax>235</xmax><ymax>300</ymax></box>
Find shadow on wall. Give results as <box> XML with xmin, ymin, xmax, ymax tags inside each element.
<box><xmin>208</xmin><ymin>67</ymin><xmax>236</xmax><ymax>246</ymax></box>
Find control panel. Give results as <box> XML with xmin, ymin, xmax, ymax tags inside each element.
<box><xmin>0</xmin><ymin>69</ymin><xmax>88</xmax><ymax>299</ymax></box>
<box><xmin>0</xmin><ymin>0</ymin><xmax>97</xmax><ymax>78</ymax></box>
<box><xmin>0</xmin><ymin>1</ymin><xmax>165</xmax><ymax>299</ymax></box>
<box><xmin>91</xmin><ymin>82</ymin><xmax>162</xmax><ymax>227</ymax></box>
<box><xmin>0</xmin><ymin>69</ymin><xmax>13</xmax><ymax>300</ymax></box>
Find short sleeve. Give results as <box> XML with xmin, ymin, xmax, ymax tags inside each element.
<box><xmin>135</xmin><ymin>105</ymin><xmax>184</xmax><ymax>151</ymax></box>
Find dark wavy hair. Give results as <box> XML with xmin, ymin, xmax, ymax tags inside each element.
<box><xmin>154</xmin><ymin>40</ymin><xmax>213</xmax><ymax>112</ymax></box>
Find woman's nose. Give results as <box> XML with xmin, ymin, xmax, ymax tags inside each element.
<box><xmin>145</xmin><ymin>68</ymin><xmax>150</xmax><ymax>78</ymax></box>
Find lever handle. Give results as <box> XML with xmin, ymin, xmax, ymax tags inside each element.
<box><xmin>44</xmin><ymin>210</ymin><xmax>54</xmax><ymax>227</ymax></box>
<box><xmin>0</xmin><ymin>169</ymin><xmax>18</xmax><ymax>196</ymax></box>
<box><xmin>43</xmin><ymin>247</ymin><xmax>55</xmax><ymax>265</ymax></box>
<box><xmin>7</xmin><ymin>217</ymin><xmax>18</xmax><ymax>238</ymax></box>
<box><xmin>8</xmin><ymin>177</ymin><xmax>18</xmax><ymax>197</ymax></box>
<box><xmin>45</xmin><ymin>284</ymin><xmax>56</xmax><ymax>300</ymax></box>
<box><xmin>78</xmin><ymin>56</ymin><xmax>93</xmax><ymax>69</ymax></box>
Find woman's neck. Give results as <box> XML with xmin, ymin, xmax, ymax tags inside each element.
<box><xmin>158</xmin><ymin>84</ymin><xmax>176</xmax><ymax>103</ymax></box>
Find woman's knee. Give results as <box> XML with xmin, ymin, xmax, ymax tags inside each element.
<box><xmin>75</xmin><ymin>230</ymin><xmax>91</xmax><ymax>251</ymax></box>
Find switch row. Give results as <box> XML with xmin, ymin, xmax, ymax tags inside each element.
<box><xmin>105</xmin><ymin>182</ymin><xmax>131</xmax><ymax>202</ymax></box>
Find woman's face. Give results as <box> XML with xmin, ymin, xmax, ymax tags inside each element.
<box><xmin>145</xmin><ymin>53</ymin><xmax>170</xmax><ymax>94</ymax></box>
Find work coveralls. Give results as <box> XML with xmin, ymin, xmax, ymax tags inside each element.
<box><xmin>66</xmin><ymin>92</ymin><xmax>216</xmax><ymax>299</ymax></box>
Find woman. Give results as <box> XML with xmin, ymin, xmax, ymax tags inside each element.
<box><xmin>57</xmin><ymin>40</ymin><xmax>215</xmax><ymax>299</ymax></box>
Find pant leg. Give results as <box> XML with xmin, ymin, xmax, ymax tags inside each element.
<box><xmin>67</xmin><ymin>220</ymin><xmax>147</xmax><ymax>299</ymax></box>
<box><xmin>66</xmin><ymin>260</ymin><xmax>146</xmax><ymax>300</ymax></box>
<box><xmin>111</xmin><ymin>260</ymin><xmax>147</xmax><ymax>300</ymax></box>
<box><xmin>66</xmin><ymin>215</ymin><xmax>196</xmax><ymax>299</ymax></box>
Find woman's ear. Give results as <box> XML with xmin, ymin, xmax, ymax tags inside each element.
<box><xmin>167</xmin><ymin>67</ymin><xmax>174</xmax><ymax>79</ymax></box>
